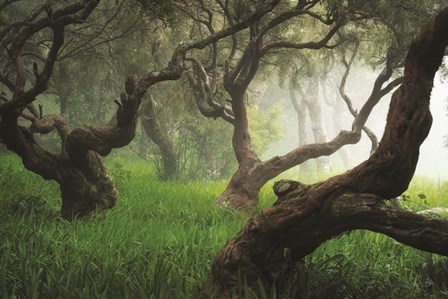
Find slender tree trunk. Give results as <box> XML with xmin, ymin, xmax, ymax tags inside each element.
<box><xmin>320</xmin><ymin>79</ymin><xmax>351</xmax><ymax>167</ymax></box>
<box><xmin>199</xmin><ymin>7</ymin><xmax>448</xmax><ymax>298</ymax></box>
<box><xmin>140</xmin><ymin>94</ymin><xmax>177</xmax><ymax>181</ymax></box>
<box><xmin>303</xmin><ymin>74</ymin><xmax>331</xmax><ymax>172</ymax></box>
<box><xmin>289</xmin><ymin>78</ymin><xmax>312</xmax><ymax>173</ymax></box>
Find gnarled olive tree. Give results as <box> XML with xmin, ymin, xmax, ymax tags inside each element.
<box><xmin>0</xmin><ymin>0</ymin><xmax>182</xmax><ymax>219</ymax></box>
<box><xmin>0</xmin><ymin>1</ymin><xmax>183</xmax><ymax>219</ymax></box>
<box><xmin>186</xmin><ymin>0</ymin><xmax>415</xmax><ymax>211</ymax></box>
<box><xmin>187</xmin><ymin>0</ymin><xmax>353</xmax><ymax>210</ymax></box>
<box><xmin>200</xmin><ymin>6</ymin><xmax>448</xmax><ymax>298</ymax></box>
<box><xmin>0</xmin><ymin>0</ymin><xmax>284</xmax><ymax>219</ymax></box>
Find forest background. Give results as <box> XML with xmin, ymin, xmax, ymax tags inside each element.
<box><xmin>1</xmin><ymin>0</ymin><xmax>448</xmax><ymax>298</ymax></box>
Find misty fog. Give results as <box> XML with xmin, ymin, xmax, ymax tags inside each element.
<box><xmin>3</xmin><ymin>1</ymin><xmax>448</xmax><ymax>298</ymax></box>
<box><xmin>263</xmin><ymin>62</ymin><xmax>448</xmax><ymax>179</ymax></box>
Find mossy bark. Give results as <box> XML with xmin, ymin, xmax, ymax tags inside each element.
<box><xmin>57</xmin><ymin>153</ymin><xmax>118</xmax><ymax>219</ymax></box>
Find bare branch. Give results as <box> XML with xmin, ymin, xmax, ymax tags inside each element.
<box><xmin>215</xmin><ymin>0</ymin><xmax>237</xmax><ymax>61</ymax></box>
<box><xmin>183</xmin><ymin>0</ymin><xmax>281</xmax><ymax>51</ymax></box>
<box><xmin>339</xmin><ymin>43</ymin><xmax>378</xmax><ymax>155</ymax></box>
<box><xmin>0</xmin><ymin>0</ymin><xmax>100</xmax><ymax>113</ymax></box>
<box><xmin>186</xmin><ymin>58</ymin><xmax>235</xmax><ymax>124</ymax></box>
<box><xmin>378</xmin><ymin>76</ymin><xmax>404</xmax><ymax>98</ymax></box>
<box><xmin>257</xmin><ymin>4</ymin><xmax>331</xmax><ymax>41</ymax></box>
<box><xmin>352</xmin><ymin>52</ymin><xmax>402</xmax><ymax>133</ymax></box>
<box><xmin>335</xmin><ymin>193</ymin><xmax>448</xmax><ymax>256</ymax></box>
<box><xmin>260</xmin><ymin>23</ymin><xmax>342</xmax><ymax>57</ymax></box>
<box><xmin>59</xmin><ymin>2</ymin><xmax>139</xmax><ymax>60</ymax></box>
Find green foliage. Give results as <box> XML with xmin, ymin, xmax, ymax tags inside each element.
<box><xmin>131</xmin><ymin>99</ymin><xmax>238</xmax><ymax>181</ymax></box>
<box><xmin>1</xmin><ymin>154</ymin><xmax>448</xmax><ymax>298</ymax></box>
<box><xmin>171</xmin><ymin>118</ymin><xmax>236</xmax><ymax>181</ymax></box>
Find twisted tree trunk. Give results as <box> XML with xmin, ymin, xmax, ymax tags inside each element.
<box><xmin>1</xmin><ymin>0</ymin><xmax>276</xmax><ymax>219</ymax></box>
<box><xmin>1</xmin><ymin>72</ymin><xmax>182</xmax><ymax>219</ymax></box>
<box><xmin>214</xmin><ymin>20</ymin><xmax>352</xmax><ymax>211</ymax></box>
<box><xmin>200</xmin><ymin>7</ymin><xmax>448</xmax><ymax>298</ymax></box>
<box><xmin>0</xmin><ymin>109</ymin><xmax>112</xmax><ymax>220</ymax></box>
<box><xmin>57</xmin><ymin>151</ymin><xmax>118</xmax><ymax>219</ymax></box>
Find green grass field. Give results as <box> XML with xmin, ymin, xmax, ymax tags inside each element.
<box><xmin>1</xmin><ymin>153</ymin><xmax>447</xmax><ymax>298</ymax></box>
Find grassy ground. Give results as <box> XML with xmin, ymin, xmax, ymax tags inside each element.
<box><xmin>0</xmin><ymin>153</ymin><xmax>447</xmax><ymax>298</ymax></box>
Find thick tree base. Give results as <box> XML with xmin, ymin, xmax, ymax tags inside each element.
<box><xmin>59</xmin><ymin>163</ymin><xmax>118</xmax><ymax>220</ymax></box>
<box><xmin>200</xmin><ymin>182</ymin><xmax>448</xmax><ymax>298</ymax></box>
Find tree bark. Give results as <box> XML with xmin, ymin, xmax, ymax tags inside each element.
<box><xmin>187</xmin><ymin>3</ymin><xmax>352</xmax><ymax>211</ymax></box>
<box><xmin>1</xmin><ymin>75</ymin><xmax>160</xmax><ymax>219</ymax></box>
<box><xmin>57</xmin><ymin>152</ymin><xmax>118</xmax><ymax>219</ymax></box>
<box><xmin>200</xmin><ymin>7</ymin><xmax>448</xmax><ymax>298</ymax></box>
<box><xmin>215</xmin><ymin>87</ymin><xmax>261</xmax><ymax>210</ymax></box>
<box><xmin>140</xmin><ymin>93</ymin><xmax>177</xmax><ymax>181</ymax></box>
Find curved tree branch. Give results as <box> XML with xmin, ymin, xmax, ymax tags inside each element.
<box><xmin>260</xmin><ymin>22</ymin><xmax>342</xmax><ymax>57</ymax></box>
<box><xmin>334</xmin><ymin>193</ymin><xmax>448</xmax><ymax>255</ymax></box>
<box><xmin>0</xmin><ymin>0</ymin><xmax>100</xmax><ymax>113</ymax></box>
<box><xmin>201</xmin><ymin>6</ymin><xmax>448</xmax><ymax>297</ymax></box>
<box><xmin>183</xmin><ymin>0</ymin><xmax>281</xmax><ymax>51</ymax></box>
<box><xmin>257</xmin><ymin>1</ymin><xmax>329</xmax><ymax>42</ymax></box>
<box><xmin>187</xmin><ymin>69</ymin><xmax>235</xmax><ymax>124</ymax></box>
<box><xmin>339</xmin><ymin>42</ymin><xmax>378</xmax><ymax>155</ymax></box>
<box><xmin>30</xmin><ymin>114</ymin><xmax>70</xmax><ymax>154</ymax></box>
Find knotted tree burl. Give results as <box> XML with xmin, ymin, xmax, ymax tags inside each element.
<box><xmin>200</xmin><ymin>6</ymin><xmax>448</xmax><ymax>298</ymax></box>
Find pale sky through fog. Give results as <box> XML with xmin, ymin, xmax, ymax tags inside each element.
<box><xmin>263</xmin><ymin>65</ymin><xmax>448</xmax><ymax>180</ymax></box>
